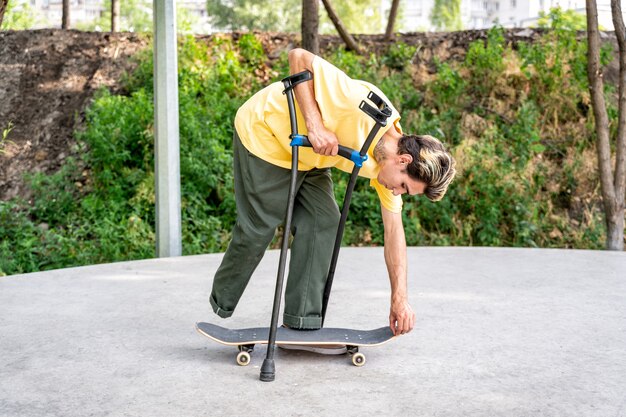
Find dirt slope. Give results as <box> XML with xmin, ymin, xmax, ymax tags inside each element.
<box><xmin>0</xmin><ymin>29</ymin><xmax>147</xmax><ymax>201</ymax></box>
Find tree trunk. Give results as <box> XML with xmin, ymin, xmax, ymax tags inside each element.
<box><xmin>301</xmin><ymin>0</ymin><xmax>319</xmax><ymax>54</ymax></box>
<box><xmin>111</xmin><ymin>0</ymin><xmax>120</xmax><ymax>32</ymax></box>
<box><xmin>586</xmin><ymin>0</ymin><xmax>626</xmax><ymax>250</ymax></box>
<box><xmin>62</xmin><ymin>0</ymin><xmax>70</xmax><ymax>29</ymax></box>
<box><xmin>606</xmin><ymin>208</ymin><xmax>625</xmax><ymax>250</ymax></box>
<box><xmin>0</xmin><ymin>0</ymin><xmax>8</xmax><ymax>28</ymax></box>
<box><xmin>385</xmin><ymin>0</ymin><xmax>400</xmax><ymax>41</ymax></box>
<box><xmin>611</xmin><ymin>0</ymin><xmax>626</xmax><ymax>249</ymax></box>
<box><xmin>320</xmin><ymin>0</ymin><xmax>361</xmax><ymax>54</ymax></box>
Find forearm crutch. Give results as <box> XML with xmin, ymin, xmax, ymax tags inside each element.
<box><xmin>260</xmin><ymin>70</ymin><xmax>391</xmax><ymax>382</ymax></box>
<box><xmin>320</xmin><ymin>91</ymin><xmax>392</xmax><ymax>326</ymax></box>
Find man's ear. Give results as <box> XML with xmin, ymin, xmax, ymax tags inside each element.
<box><xmin>398</xmin><ymin>153</ymin><xmax>413</xmax><ymax>165</ymax></box>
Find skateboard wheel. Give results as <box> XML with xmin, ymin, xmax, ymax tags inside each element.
<box><xmin>236</xmin><ymin>351</ymin><xmax>251</xmax><ymax>366</ymax></box>
<box><xmin>351</xmin><ymin>352</ymin><xmax>366</xmax><ymax>367</ymax></box>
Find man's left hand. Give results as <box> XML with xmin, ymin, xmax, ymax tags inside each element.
<box><xmin>389</xmin><ymin>300</ymin><xmax>415</xmax><ymax>336</ymax></box>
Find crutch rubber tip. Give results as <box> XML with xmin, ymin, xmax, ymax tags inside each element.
<box><xmin>260</xmin><ymin>358</ymin><xmax>276</xmax><ymax>382</ymax></box>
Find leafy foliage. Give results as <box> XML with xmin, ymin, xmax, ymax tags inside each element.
<box><xmin>537</xmin><ymin>6</ymin><xmax>587</xmax><ymax>31</ymax></box>
<box><xmin>0</xmin><ymin>26</ymin><xmax>613</xmax><ymax>275</ymax></box>
<box><xmin>1</xmin><ymin>0</ymin><xmax>40</xmax><ymax>30</ymax></box>
<box><xmin>0</xmin><ymin>35</ymin><xmax>264</xmax><ymax>275</ymax></box>
<box><xmin>206</xmin><ymin>0</ymin><xmax>301</xmax><ymax>32</ymax></box>
<box><xmin>319</xmin><ymin>0</ymin><xmax>384</xmax><ymax>35</ymax></box>
<box><xmin>430</xmin><ymin>0</ymin><xmax>462</xmax><ymax>31</ymax></box>
<box><xmin>205</xmin><ymin>0</ymin><xmax>383</xmax><ymax>34</ymax></box>
<box><xmin>75</xmin><ymin>0</ymin><xmax>201</xmax><ymax>33</ymax></box>
<box><xmin>1</xmin><ymin>121</ymin><xmax>15</xmax><ymax>155</ymax></box>
<box><xmin>318</xmin><ymin>27</ymin><xmax>606</xmax><ymax>249</ymax></box>
<box><xmin>381</xmin><ymin>43</ymin><xmax>418</xmax><ymax>70</ymax></box>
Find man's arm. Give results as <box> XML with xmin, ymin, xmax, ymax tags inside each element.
<box><xmin>382</xmin><ymin>205</ymin><xmax>416</xmax><ymax>335</ymax></box>
<box><xmin>287</xmin><ymin>48</ymin><xmax>338</xmax><ymax>156</ymax></box>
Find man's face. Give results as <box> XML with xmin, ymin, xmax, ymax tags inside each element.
<box><xmin>377</xmin><ymin>154</ymin><xmax>426</xmax><ymax>196</ymax></box>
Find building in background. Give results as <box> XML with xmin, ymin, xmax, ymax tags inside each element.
<box><xmin>178</xmin><ymin>0</ymin><xmax>213</xmax><ymax>33</ymax></box>
<box><xmin>399</xmin><ymin>0</ymin><xmax>432</xmax><ymax>31</ymax></box>
<box><xmin>483</xmin><ymin>0</ymin><xmax>610</xmax><ymax>29</ymax></box>
<box><xmin>13</xmin><ymin>0</ymin><xmax>623</xmax><ymax>32</ymax></box>
<box><xmin>23</xmin><ymin>0</ymin><xmax>211</xmax><ymax>31</ymax></box>
<box><xmin>398</xmin><ymin>0</ymin><xmax>616</xmax><ymax>31</ymax></box>
<box><xmin>28</xmin><ymin>0</ymin><xmax>105</xmax><ymax>28</ymax></box>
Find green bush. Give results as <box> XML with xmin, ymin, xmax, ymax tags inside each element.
<box><xmin>464</xmin><ymin>26</ymin><xmax>506</xmax><ymax>97</ymax></box>
<box><xmin>0</xmin><ymin>30</ymin><xmax>613</xmax><ymax>276</ymax></box>
<box><xmin>381</xmin><ymin>43</ymin><xmax>418</xmax><ymax>70</ymax></box>
<box><xmin>1</xmin><ymin>34</ymin><xmax>267</xmax><ymax>275</ymax></box>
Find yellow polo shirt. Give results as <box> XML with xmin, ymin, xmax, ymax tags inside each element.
<box><xmin>234</xmin><ymin>55</ymin><xmax>403</xmax><ymax>213</ymax></box>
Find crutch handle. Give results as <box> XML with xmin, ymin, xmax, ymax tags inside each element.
<box><xmin>290</xmin><ymin>134</ymin><xmax>368</xmax><ymax>168</ymax></box>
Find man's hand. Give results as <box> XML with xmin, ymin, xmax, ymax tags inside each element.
<box><xmin>389</xmin><ymin>299</ymin><xmax>415</xmax><ymax>336</ymax></box>
<box><xmin>287</xmin><ymin>48</ymin><xmax>339</xmax><ymax>157</ymax></box>
<box><xmin>307</xmin><ymin>123</ymin><xmax>339</xmax><ymax>156</ymax></box>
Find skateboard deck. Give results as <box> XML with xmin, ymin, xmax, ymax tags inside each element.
<box><xmin>195</xmin><ymin>322</ymin><xmax>395</xmax><ymax>366</ymax></box>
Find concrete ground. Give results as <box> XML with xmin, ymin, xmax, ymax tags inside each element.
<box><xmin>1</xmin><ymin>247</ymin><xmax>625</xmax><ymax>417</ymax></box>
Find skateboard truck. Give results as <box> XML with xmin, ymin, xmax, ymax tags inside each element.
<box><xmin>260</xmin><ymin>70</ymin><xmax>392</xmax><ymax>382</ymax></box>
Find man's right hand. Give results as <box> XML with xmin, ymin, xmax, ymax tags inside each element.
<box><xmin>288</xmin><ymin>48</ymin><xmax>339</xmax><ymax>157</ymax></box>
<box><xmin>307</xmin><ymin>124</ymin><xmax>339</xmax><ymax>156</ymax></box>
<box><xmin>389</xmin><ymin>298</ymin><xmax>415</xmax><ymax>336</ymax></box>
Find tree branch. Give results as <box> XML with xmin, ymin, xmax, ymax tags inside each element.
<box><xmin>320</xmin><ymin>0</ymin><xmax>362</xmax><ymax>54</ymax></box>
<box><xmin>0</xmin><ymin>0</ymin><xmax>8</xmax><ymax>28</ymax></box>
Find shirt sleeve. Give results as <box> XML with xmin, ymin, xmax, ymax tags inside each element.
<box><xmin>370</xmin><ymin>178</ymin><xmax>403</xmax><ymax>213</ymax></box>
<box><xmin>311</xmin><ymin>56</ymin><xmax>366</xmax><ymax>117</ymax></box>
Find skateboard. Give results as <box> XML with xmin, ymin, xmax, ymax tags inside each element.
<box><xmin>195</xmin><ymin>322</ymin><xmax>395</xmax><ymax>367</ymax></box>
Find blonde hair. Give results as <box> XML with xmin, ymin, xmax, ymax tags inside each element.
<box><xmin>398</xmin><ymin>134</ymin><xmax>456</xmax><ymax>201</ymax></box>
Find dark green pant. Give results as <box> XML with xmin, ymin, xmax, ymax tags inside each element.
<box><xmin>210</xmin><ymin>131</ymin><xmax>340</xmax><ymax>329</ymax></box>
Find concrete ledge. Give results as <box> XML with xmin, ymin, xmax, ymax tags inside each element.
<box><xmin>1</xmin><ymin>247</ymin><xmax>625</xmax><ymax>416</ymax></box>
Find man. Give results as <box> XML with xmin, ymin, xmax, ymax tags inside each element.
<box><xmin>210</xmin><ymin>48</ymin><xmax>456</xmax><ymax>338</ymax></box>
